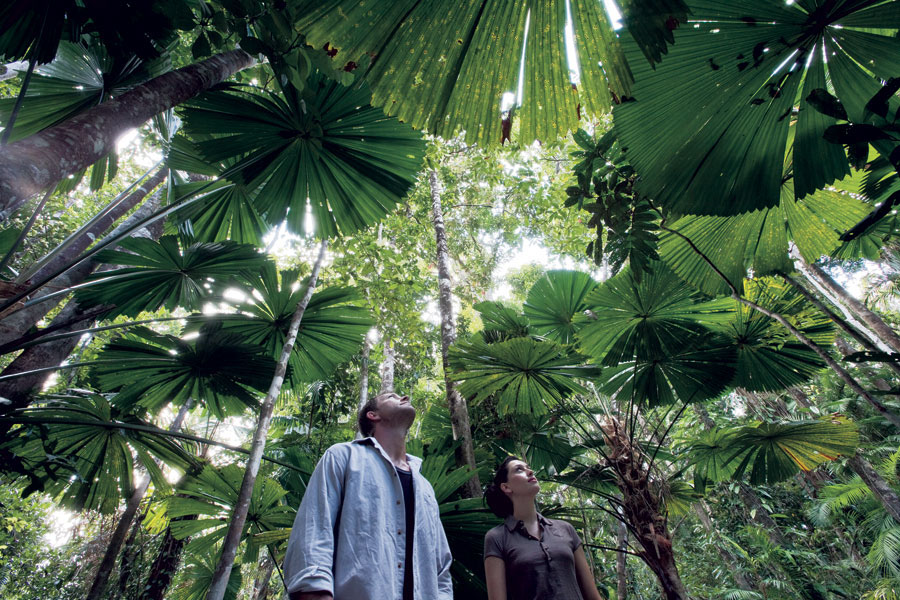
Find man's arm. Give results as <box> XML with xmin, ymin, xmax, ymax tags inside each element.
<box><xmin>282</xmin><ymin>446</ymin><xmax>348</xmax><ymax>598</ymax></box>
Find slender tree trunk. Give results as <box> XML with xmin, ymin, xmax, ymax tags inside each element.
<box><xmin>358</xmin><ymin>336</ymin><xmax>370</xmax><ymax>410</ymax></box>
<box><xmin>206</xmin><ymin>241</ymin><xmax>328</xmax><ymax>600</ymax></box>
<box><xmin>782</xmin><ymin>272</ymin><xmax>900</xmax><ymax>377</ymax></box>
<box><xmin>0</xmin><ymin>168</ymin><xmax>167</xmax><ymax>348</ymax></box>
<box><xmin>379</xmin><ymin>334</ymin><xmax>395</xmax><ymax>394</ymax></box>
<box><xmin>138</xmin><ymin>520</ymin><xmax>193</xmax><ymax>600</ymax></box>
<box><xmin>429</xmin><ymin>170</ymin><xmax>481</xmax><ymax>498</ymax></box>
<box><xmin>834</xmin><ymin>337</ymin><xmax>893</xmax><ymax>392</ymax></box>
<box><xmin>616</xmin><ymin>517</ymin><xmax>628</xmax><ymax>600</ymax></box>
<box><xmin>0</xmin><ymin>50</ymin><xmax>252</xmax><ymax>214</ymax></box>
<box><xmin>251</xmin><ymin>556</ymin><xmax>276</xmax><ymax>600</ymax></box>
<box><xmin>0</xmin><ymin>192</ymin><xmax>165</xmax><ymax>418</ymax></box>
<box><xmin>846</xmin><ymin>453</ymin><xmax>900</xmax><ymax>522</ymax></box>
<box><xmin>692</xmin><ymin>501</ymin><xmax>753</xmax><ymax>591</ymax></box>
<box><xmin>85</xmin><ymin>401</ymin><xmax>193</xmax><ymax>600</ymax></box>
<box><xmin>793</xmin><ymin>250</ymin><xmax>900</xmax><ymax>354</ymax></box>
<box><xmin>600</xmin><ymin>418</ymin><xmax>689</xmax><ymax>600</ymax></box>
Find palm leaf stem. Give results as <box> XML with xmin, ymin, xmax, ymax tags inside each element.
<box><xmin>0</xmin><ymin>315</ymin><xmax>187</xmax><ymax>355</ymax></box>
<box><xmin>582</xmin><ymin>542</ymin><xmax>643</xmax><ymax>558</ymax></box>
<box><xmin>0</xmin><ymin>188</ymin><xmax>51</xmax><ymax>274</ymax></box>
<box><xmin>15</xmin><ymin>160</ymin><xmax>166</xmax><ymax>284</ymax></box>
<box><xmin>781</xmin><ymin>272</ymin><xmax>900</xmax><ymax>378</ymax></box>
<box><xmin>0</xmin><ymin>359</ymin><xmax>130</xmax><ymax>381</ymax></box>
<box><xmin>658</xmin><ymin>219</ymin><xmax>900</xmax><ymax>429</ymax></box>
<box><xmin>646</xmin><ymin>400</ymin><xmax>689</xmax><ymax>476</ymax></box>
<box><xmin>208</xmin><ymin>239</ymin><xmax>328</xmax><ymax>600</ymax></box>
<box><xmin>0</xmin><ymin>51</ymin><xmax>36</xmax><ymax>146</ymax></box>
<box><xmin>0</xmin><ymin>415</ymin><xmax>304</xmax><ymax>473</ymax></box>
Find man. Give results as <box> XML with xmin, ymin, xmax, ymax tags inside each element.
<box><xmin>283</xmin><ymin>391</ymin><xmax>453</xmax><ymax>600</ymax></box>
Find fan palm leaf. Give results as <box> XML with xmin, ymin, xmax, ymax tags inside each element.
<box><xmin>474</xmin><ymin>300</ymin><xmax>531</xmax><ymax>341</ymax></box>
<box><xmin>166</xmin><ymin>136</ymin><xmax>269</xmax><ymax>245</ymax></box>
<box><xmin>0</xmin><ymin>391</ymin><xmax>196</xmax><ymax>513</ymax></box>
<box><xmin>576</xmin><ymin>264</ymin><xmax>734</xmax><ymax>366</ymax></box>
<box><xmin>172</xmin><ymin>549</ymin><xmax>243</xmax><ymax>600</ymax></box>
<box><xmin>292</xmin><ymin>0</ymin><xmax>637</xmax><ymax>145</ymax></box>
<box><xmin>166</xmin><ymin>463</ymin><xmax>295</xmax><ymax>563</ymax></box>
<box><xmin>694</xmin><ymin>418</ymin><xmax>859</xmax><ymax>486</ymax></box>
<box><xmin>179</xmin><ymin>77</ymin><xmax>425</xmax><ymax>237</ymax></box>
<box><xmin>75</xmin><ymin>235</ymin><xmax>267</xmax><ymax>318</ymax></box>
<box><xmin>597</xmin><ymin>329</ymin><xmax>737</xmax><ymax>406</ymax></box>
<box><xmin>659</xmin><ymin>187</ymin><xmax>870</xmax><ymax>296</ymax></box>
<box><xmin>614</xmin><ymin>0</ymin><xmax>900</xmax><ymax>216</ymax></box>
<box><xmin>190</xmin><ymin>263</ymin><xmax>372</xmax><ymax>387</ymax></box>
<box><xmin>93</xmin><ymin>325</ymin><xmax>275</xmax><ymax>418</ymax></box>
<box><xmin>718</xmin><ymin>277</ymin><xmax>834</xmax><ymax>392</ymax></box>
<box><xmin>523</xmin><ymin>270</ymin><xmax>598</xmax><ymax>344</ymax></box>
<box><xmin>449</xmin><ymin>336</ymin><xmax>600</xmax><ymax>416</ymax></box>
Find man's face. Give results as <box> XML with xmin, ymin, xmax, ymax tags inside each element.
<box><xmin>370</xmin><ymin>392</ymin><xmax>415</xmax><ymax>430</ymax></box>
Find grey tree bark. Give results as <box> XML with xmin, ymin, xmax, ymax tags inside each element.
<box><xmin>0</xmin><ymin>190</ymin><xmax>165</xmax><ymax>416</ymax></box>
<box><xmin>846</xmin><ymin>452</ymin><xmax>900</xmax><ymax>523</ymax></box>
<box><xmin>792</xmin><ymin>250</ymin><xmax>900</xmax><ymax>354</ymax></box>
<box><xmin>0</xmin><ymin>168</ymin><xmax>168</xmax><ymax>348</ymax></box>
<box><xmin>429</xmin><ymin>170</ymin><xmax>481</xmax><ymax>498</ymax></box>
<box><xmin>379</xmin><ymin>334</ymin><xmax>395</xmax><ymax>394</ymax></box>
<box><xmin>85</xmin><ymin>400</ymin><xmax>193</xmax><ymax>600</ymax></box>
<box><xmin>251</xmin><ymin>556</ymin><xmax>276</xmax><ymax>600</ymax></box>
<box><xmin>616</xmin><ymin>517</ymin><xmax>628</xmax><ymax>600</ymax></box>
<box><xmin>206</xmin><ymin>240</ymin><xmax>328</xmax><ymax>600</ymax></box>
<box><xmin>0</xmin><ymin>50</ymin><xmax>252</xmax><ymax>215</ymax></box>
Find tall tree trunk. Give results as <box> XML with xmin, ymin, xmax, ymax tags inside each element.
<box><xmin>0</xmin><ymin>168</ymin><xmax>168</xmax><ymax>348</ymax></box>
<box><xmin>600</xmin><ymin>418</ymin><xmax>689</xmax><ymax>600</ymax></box>
<box><xmin>793</xmin><ymin>250</ymin><xmax>900</xmax><ymax>354</ymax></box>
<box><xmin>616</xmin><ymin>517</ymin><xmax>628</xmax><ymax>600</ymax></box>
<box><xmin>782</xmin><ymin>272</ymin><xmax>900</xmax><ymax>377</ymax></box>
<box><xmin>0</xmin><ymin>193</ymin><xmax>165</xmax><ymax>418</ymax></box>
<box><xmin>692</xmin><ymin>501</ymin><xmax>753</xmax><ymax>591</ymax></box>
<box><xmin>358</xmin><ymin>336</ymin><xmax>370</xmax><ymax>410</ymax></box>
<box><xmin>429</xmin><ymin>170</ymin><xmax>481</xmax><ymax>498</ymax></box>
<box><xmin>206</xmin><ymin>240</ymin><xmax>328</xmax><ymax>600</ymax></box>
<box><xmin>138</xmin><ymin>519</ymin><xmax>193</xmax><ymax>600</ymax></box>
<box><xmin>85</xmin><ymin>401</ymin><xmax>193</xmax><ymax>600</ymax></box>
<box><xmin>379</xmin><ymin>334</ymin><xmax>395</xmax><ymax>394</ymax></box>
<box><xmin>846</xmin><ymin>453</ymin><xmax>900</xmax><ymax>522</ymax></box>
<box><xmin>0</xmin><ymin>50</ymin><xmax>252</xmax><ymax>214</ymax></box>
<box><xmin>251</xmin><ymin>555</ymin><xmax>276</xmax><ymax>600</ymax></box>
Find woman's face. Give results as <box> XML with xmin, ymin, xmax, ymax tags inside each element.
<box><xmin>500</xmin><ymin>459</ymin><xmax>540</xmax><ymax>498</ymax></box>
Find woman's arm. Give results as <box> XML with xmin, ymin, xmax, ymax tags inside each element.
<box><xmin>573</xmin><ymin>546</ymin><xmax>604</xmax><ymax>600</ymax></box>
<box><xmin>484</xmin><ymin>556</ymin><xmax>508</xmax><ymax>600</ymax></box>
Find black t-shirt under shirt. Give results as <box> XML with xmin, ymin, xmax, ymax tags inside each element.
<box><xmin>396</xmin><ymin>467</ymin><xmax>415</xmax><ymax>600</ymax></box>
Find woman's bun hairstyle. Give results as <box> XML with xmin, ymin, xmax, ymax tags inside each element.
<box><xmin>484</xmin><ymin>455</ymin><xmax>520</xmax><ymax>518</ymax></box>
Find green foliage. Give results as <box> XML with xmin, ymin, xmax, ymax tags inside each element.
<box><xmin>567</xmin><ymin>128</ymin><xmax>660</xmax><ymax>278</ymax></box>
<box><xmin>93</xmin><ymin>325</ymin><xmax>274</xmax><ymax>418</ymax></box>
<box><xmin>1</xmin><ymin>391</ymin><xmax>196</xmax><ymax>513</ymax></box>
<box><xmin>179</xmin><ymin>76</ymin><xmax>425</xmax><ymax>237</ymax></box>
<box><xmin>614</xmin><ymin>0</ymin><xmax>899</xmax><ymax>216</ymax></box>
<box><xmin>523</xmin><ymin>270</ymin><xmax>597</xmax><ymax>344</ymax></box>
<box><xmin>76</xmin><ymin>236</ymin><xmax>267</xmax><ymax>319</ymax></box>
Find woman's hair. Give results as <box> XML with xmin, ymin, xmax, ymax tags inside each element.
<box><xmin>484</xmin><ymin>455</ymin><xmax>520</xmax><ymax>518</ymax></box>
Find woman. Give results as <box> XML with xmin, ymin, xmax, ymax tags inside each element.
<box><xmin>483</xmin><ymin>456</ymin><xmax>603</xmax><ymax>600</ymax></box>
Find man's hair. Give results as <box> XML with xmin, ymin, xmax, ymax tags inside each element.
<box><xmin>357</xmin><ymin>392</ymin><xmax>394</xmax><ymax>437</ymax></box>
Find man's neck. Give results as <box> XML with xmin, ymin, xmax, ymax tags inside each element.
<box><xmin>373</xmin><ymin>427</ymin><xmax>409</xmax><ymax>469</ymax></box>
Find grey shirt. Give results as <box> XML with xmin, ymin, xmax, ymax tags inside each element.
<box><xmin>283</xmin><ymin>437</ymin><xmax>453</xmax><ymax>600</ymax></box>
<box><xmin>484</xmin><ymin>513</ymin><xmax>584</xmax><ymax>600</ymax></box>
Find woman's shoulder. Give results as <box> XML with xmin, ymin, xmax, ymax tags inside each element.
<box><xmin>485</xmin><ymin>522</ymin><xmax>509</xmax><ymax>540</ymax></box>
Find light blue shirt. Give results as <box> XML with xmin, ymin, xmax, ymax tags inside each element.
<box><xmin>283</xmin><ymin>437</ymin><xmax>453</xmax><ymax>599</ymax></box>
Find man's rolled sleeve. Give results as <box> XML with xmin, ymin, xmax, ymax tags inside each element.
<box><xmin>282</xmin><ymin>445</ymin><xmax>348</xmax><ymax>596</ymax></box>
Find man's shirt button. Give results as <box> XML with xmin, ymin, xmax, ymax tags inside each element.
<box><xmin>397</xmin><ymin>529</ymin><xmax>403</xmax><ymax>535</ymax></box>
<box><xmin>398</xmin><ymin>563</ymin><xmax>402</xmax><ymax>568</ymax></box>
<box><xmin>396</xmin><ymin>500</ymin><xmax>402</xmax><ymax>505</ymax></box>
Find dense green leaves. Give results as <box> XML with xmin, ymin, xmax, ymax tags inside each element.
<box><xmin>193</xmin><ymin>263</ymin><xmax>372</xmax><ymax>386</ymax></box>
<box><xmin>180</xmin><ymin>77</ymin><xmax>425</xmax><ymax>237</ymax></box>
<box><xmin>449</xmin><ymin>337</ymin><xmax>600</xmax><ymax>416</ymax></box>
<box><xmin>614</xmin><ymin>0</ymin><xmax>900</xmax><ymax>216</ymax></box>
<box><xmin>76</xmin><ymin>236</ymin><xmax>266</xmax><ymax>319</ymax></box>
<box><xmin>93</xmin><ymin>326</ymin><xmax>274</xmax><ymax>418</ymax></box>
<box><xmin>0</xmin><ymin>392</ymin><xmax>196</xmax><ymax>513</ymax></box>
<box><xmin>523</xmin><ymin>270</ymin><xmax>597</xmax><ymax>344</ymax></box>
<box><xmin>721</xmin><ymin>277</ymin><xmax>834</xmax><ymax>392</ymax></box>
<box><xmin>577</xmin><ymin>264</ymin><xmax>733</xmax><ymax>366</ymax></box>
<box><xmin>293</xmin><ymin>0</ymin><xmax>630</xmax><ymax>145</ymax></box>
